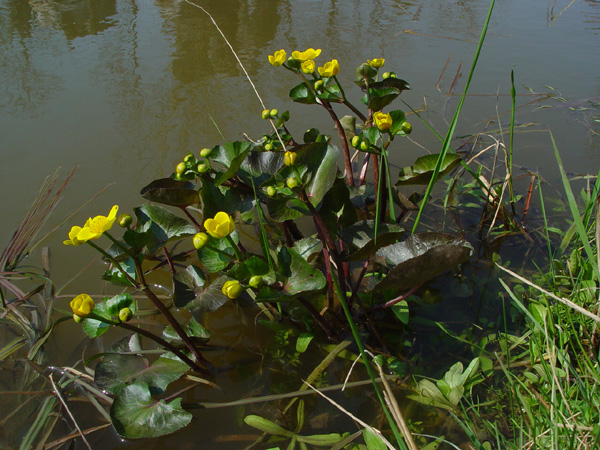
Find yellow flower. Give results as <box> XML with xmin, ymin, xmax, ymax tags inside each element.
<box><xmin>268</xmin><ymin>49</ymin><xmax>287</xmax><ymax>66</ymax></box>
<box><xmin>291</xmin><ymin>48</ymin><xmax>321</xmax><ymax>62</ymax></box>
<box><xmin>204</xmin><ymin>211</ymin><xmax>235</xmax><ymax>239</ymax></box>
<box><xmin>76</xmin><ymin>205</ymin><xmax>119</xmax><ymax>242</ymax></box>
<box><xmin>63</xmin><ymin>226</ymin><xmax>85</xmax><ymax>246</ymax></box>
<box><xmin>373</xmin><ymin>111</ymin><xmax>393</xmax><ymax>131</ymax></box>
<box><xmin>222</xmin><ymin>280</ymin><xmax>243</xmax><ymax>299</ymax></box>
<box><xmin>70</xmin><ymin>294</ymin><xmax>95</xmax><ymax>318</ymax></box>
<box><xmin>318</xmin><ymin>59</ymin><xmax>340</xmax><ymax>78</ymax></box>
<box><xmin>368</xmin><ymin>58</ymin><xmax>385</xmax><ymax>68</ymax></box>
<box><xmin>301</xmin><ymin>60</ymin><xmax>315</xmax><ymax>74</ymax></box>
<box><xmin>283</xmin><ymin>151</ymin><xmax>298</xmax><ymax>166</ymax></box>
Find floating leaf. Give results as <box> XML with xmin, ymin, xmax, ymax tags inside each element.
<box><xmin>374</xmin><ymin>232</ymin><xmax>472</xmax><ymax>290</ymax></box>
<box><xmin>140</xmin><ymin>178</ymin><xmax>199</xmax><ymax>207</ymax></box>
<box><xmin>110</xmin><ymin>382</ymin><xmax>192</xmax><ymax>439</ymax></box>
<box><xmin>396</xmin><ymin>153</ymin><xmax>462</xmax><ymax>185</ymax></box>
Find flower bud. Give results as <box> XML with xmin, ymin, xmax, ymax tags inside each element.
<box><xmin>193</xmin><ymin>232</ymin><xmax>209</xmax><ymax>250</ymax></box>
<box><xmin>197</xmin><ymin>163</ymin><xmax>209</xmax><ymax>173</ymax></box>
<box><xmin>249</xmin><ymin>275</ymin><xmax>264</xmax><ymax>289</ymax></box>
<box><xmin>262</xmin><ymin>109</ymin><xmax>271</xmax><ymax>120</ymax></box>
<box><xmin>382</xmin><ymin>72</ymin><xmax>391</xmax><ymax>79</ymax></box>
<box><xmin>270</xmin><ymin>109</ymin><xmax>278</xmax><ymax>118</ymax></box>
<box><xmin>222</xmin><ymin>280</ymin><xmax>243</xmax><ymax>299</ymax></box>
<box><xmin>360</xmin><ymin>141</ymin><xmax>369</xmax><ymax>151</ymax></box>
<box><xmin>119</xmin><ymin>307</ymin><xmax>133</xmax><ymax>322</ymax></box>
<box><xmin>200</xmin><ymin>148</ymin><xmax>212</xmax><ymax>158</ymax></box>
<box><xmin>283</xmin><ymin>151</ymin><xmax>298</xmax><ymax>166</ymax></box>
<box><xmin>286</xmin><ymin>177</ymin><xmax>299</xmax><ymax>189</ymax></box>
<box><xmin>314</xmin><ymin>79</ymin><xmax>324</xmax><ymax>90</ymax></box>
<box><xmin>184</xmin><ymin>154</ymin><xmax>193</xmax><ymax>163</ymax></box>
<box><xmin>70</xmin><ymin>294</ymin><xmax>95</xmax><ymax>318</ymax></box>
<box><xmin>266</xmin><ymin>186</ymin><xmax>277</xmax><ymax>197</ymax></box>
<box><xmin>118</xmin><ymin>213</ymin><xmax>133</xmax><ymax>228</ymax></box>
<box><xmin>264</xmin><ymin>143</ymin><xmax>274</xmax><ymax>151</ymax></box>
<box><xmin>351</xmin><ymin>135</ymin><xmax>361</xmax><ymax>148</ymax></box>
<box><xmin>176</xmin><ymin>162</ymin><xmax>186</xmax><ymax>175</ymax></box>
<box><xmin>401</xmin><ymin>121</ymin><xmax>412</xmax><ymax>134</ymax></box>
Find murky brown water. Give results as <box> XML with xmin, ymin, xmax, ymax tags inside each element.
<box><xmin>1</xmin><ymin>0</ymin><xmax>600</xmax><ymax>448</ymax></box>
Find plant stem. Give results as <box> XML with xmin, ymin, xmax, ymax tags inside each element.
<box><xmin>181</xmin><ymin>207</ymin><xmax>203</xmax><ymax>230</ymax></box>
<box><xmin>225</xmin><ymin>235</ymin><xmax>243</xmax><ymax>261</ymax></box>
<box><xmin>322</xmin><ymin>102</ymin><xmax>355</xmax><ymax>186</ymax></box>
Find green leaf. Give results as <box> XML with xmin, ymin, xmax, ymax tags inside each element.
<box><xmin>101</xmin><ymin>257</ymin><xmax>136</xmax><ymax>287</ymax></box>
<box><xmin>363</xmin><ymin>428</ymin><xmax>387</xmax><ymax>450</ymax></box>
<box><xmin>267</xmin><ymin>196</ymin><xmax>309</xmax><ymax>221</ymax></box>
<box><xmin>135</xmin><ymin>204</ymin><xmax>197</xmax><ymax>253</ymax></box>
<box><xmin>279</xmin><ymin>247</ymin><xmax>326</xmax><ymax>296</ymax></box>
<box><xmin>298</xmin><ymin>142</ymin><xmax>339</xmax><ymax>207</ymax></box>
<box><xmin>391</xmin><ymin>300</ymin><xmax>410</xmax><ymax>324</ymax></box>
<box><xmin>289</xmin><ymin>82</ymin><xmax>318</xmax><ymax>105</ymax></box>
<box><xmin>235</xmin><ymin>256</ymin><xmax>275</xmax><ymax>284</ymax></box>
<box><xmin>296</xmin><ymin>331</ymin><xmax>314</xmax><ymax>353</ymax></box>
<box><xmin>292</xmin><ymin>238</ymin><xmax>323</xmax><ymax>262</ymax></box>
<box><xmin>396</xmin><ymin>153</ymin><xmax>462</xmax><ymax>185</ymax></box>
<box><xmin>185</xmin><ymin>276</ymin><xmax>232</xmax><ymax>322</ymax></box>
<box><xmin>173</xmin><ymin>265</ymin><xmax>206</xmax><ymax>308</ymax></box>
<box><xmin>374</xmin><ymin>232</ymin><xmax>473</xmax><ymax>291</ymax></box>
<box><xmin>140</xmin><ymin>178</ymin><xmax>199</xmax><ymax>207</ymax></box>
<box><xmin>197</xmin><ymin>233</ymin><xmax>236</xmax><ymax>273</ymax></box>
<box><xmin>362</xmin><ymin>87</ymin><xmax>401</xmax><ymax>111</ymax></box>
<box><xmin>388</xmin><ymin>109</ymin><xmax>407</xmax><ymax>136</ymax></box>
<box><xmin>212</xmin><ymin>141</ymin><xmax>253</xmax><ymax>186</ymax></box>
<box><xmin>110</xmin><ymin>382</ymin><xmax>192</xmax><ymax>439</ymax></box>
<box><xmin>319</xmin><ymin>175</ymin><xmax>358</xmax><ymax>233</ymax></box>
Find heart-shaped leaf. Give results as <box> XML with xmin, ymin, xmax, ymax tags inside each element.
<box><xmin>135</xmin><ymin>204</ymin><xmax>197</xmax><ymax>254</ymax></box>
<box><xmin>110</xmin><ymin>382</ymin><xmax>192</xmax><ymax>439</ymax></box>
<box><xmin>289</xmin><ymin>82</ymin><xmax>318</xmax><ymax>104</ymax></box>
